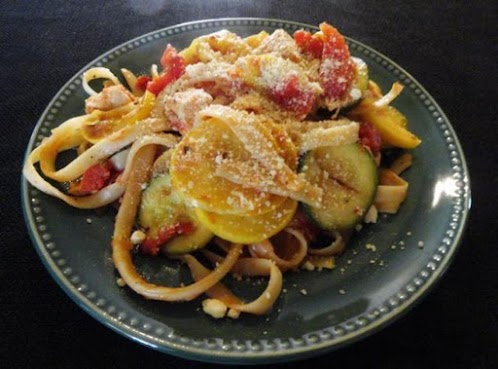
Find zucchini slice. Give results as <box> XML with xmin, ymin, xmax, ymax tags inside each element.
<box><xmin>352</xmin><ymin>57</ymin><xmax>369</xmax><ymax>94</ymax></box>
<box><xmin>139</xmin><ymin>173</ymin><xmax>213</xmax><ymax>255</ymax></box>
<box><xmin>299</xmin><ymin>143</ymin><xmax>378</xmax><ymax>230</ymax></box>
<box><xmin>342</xmin><ymin>57</ymin><xmax>369</xmax><ymax>109</ymax></box>
<box><xmin>163</xmin><ymin>224</ymin><xmax>214</xmax><ymax>255</ymax></box>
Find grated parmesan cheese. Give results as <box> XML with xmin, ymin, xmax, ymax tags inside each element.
<box><xmin>202</xmin><ymin>298</ymin><xmax>228</xmax><ymax>319</ymax></box>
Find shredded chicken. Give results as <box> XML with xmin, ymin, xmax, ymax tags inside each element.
<box><xmin>253</xmin><ymin>29</ymin><xmax>303</xmax><ymax>62</ymax></box>
<box><xmin>85</xmin><ymin>85</ymin><xmax>135</xmax><ymax>113</ymax></box>
<box><xmin>164</xmin><ymin>88</ymin><xmax>213</xmax><ymax>134</ymax></box>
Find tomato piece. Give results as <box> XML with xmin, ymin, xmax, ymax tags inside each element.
<box><xmin>359</xmin><ymin>121</ymin><xmax>382</xmax><ymax>155</ymax></box>
<box><xmin>319</xmin><ymin>22</ymin><xmax>355</xmax><ymax>100</ymax></box>
<box><xmin>308</xmin><ymin>37</ymin><xmax>324</xmax><ymax>59</ymax></box>
<box><xmin>294</xmin><ymin>30</ymin><xmax>312</xmax><ymax>47</ymax></box>
<box><xmin>147</xmin><ymin>45</ymin><xmax>185</xmax><ymax>95</ymax></box>
<box><xmin>68</xmin><ymin>161</ymin><xmax>112</xmax><ymax>195</ymax></box>
<box><xmin>160</xmin><ymin>44</ymin><xmax>184</xmax><ymax>70</ymax></box>
<box><xmin>269</xmin><ymin>74</ymin><xmax>316</xmax><ymax>116</ymax></box>
<box><xmin>141</xmin><ymin>222</ymin><xmax>195</xmax><ymax>256</ymax></box>
<box><xmin>135</xmin><ymin>75</ymin><xmax>151</xmax><ymax>91</ymax></box>
<box><xmin>68</xmin><ymin>160</ymin><xmax>123</xmax><ymax>196</ymax></box>
<box><xmin>80</xmin><ymin>161</ymin><xmax>111</xmax><ymax>192</ymax></box>
<box><xmin>294</xmin><ymin>30</ymin><xmax>323</xmax><ymax>59</ymax></box>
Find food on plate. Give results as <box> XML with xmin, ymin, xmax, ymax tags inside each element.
<box><xmin>23</xmin><ymin>22</ymin><xmax>421</xmax><ymax>318</ymax></box>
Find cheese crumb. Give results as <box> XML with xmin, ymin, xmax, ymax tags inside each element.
<box><xmin>418</xmin><ymin>241</ymin><xmax>425</xmax><ymax>248</ymax></box>
<box><xmin>365</xmin><ymin>243</ymin><xmax>377</xmax><ymax>252</ymax></box>
<box><xmin>86</xmin><ymin>218</ymin><xmax>93</xmax><ymax>224</ymax></box>
<box><xmin>116</xmin><ymin>278</ymin><xmax>126</xmax><ymax>287</ymax></box>
<box><xmin>215</xmin><ymin>154</ymin><xmax>223</xmax><ymax>165</ymax></box>
<box><xmin>130</xmin><ymin>230</ymin><xmax>146</xmax><ymax>245</ymax></box>
<box><xmin>202</xmin><ymin>298</ymin><xmax>227</xmax><ymax>319</ymax></box>
<box><xmin>301</xmin><ymin>261</ymin><xmax>315</xmax><ymax>271</ymax></box>
<box><xmin>339</xmin><ymin>289</ymin><xmax>346</xmax><ymax>295</ymax></box>
<box><xmin>227</xmin><ymin>308</ymin><xmax>240</xmax><ymax>319</ymax></box>
<box><xmin>300</xmin><ymin>289</ymin><xmax>308</xmax><ymax>295</ymax></box>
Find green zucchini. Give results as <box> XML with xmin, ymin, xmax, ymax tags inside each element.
<box><xmin>163</xmin><ymin>224</ymin><xmax>214</xmax><ymax>255</ymax></box>
<box><xmin>299</xmin><ymin>143</ymin><xmax>378</xmax><ymax>230</ymax></box>
<box><xmin>139</xmin><ymin>173</ymin><xmax>213</xmax><ymax>255</ymax></box>
<box><xmin>342</xmin><ymin>57</ymin><xmax>369</xmax><ymax>110</ymax></box>
<box><xmin>352</xmin><ymin>57</ymin><xmax>369</xmax><ymax>93</ymax></box>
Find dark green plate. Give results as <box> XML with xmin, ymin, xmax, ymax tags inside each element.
<box><xmin>21</xmin><ymin>18</ymin><xmax>470</xmax><ymax>364</ymax></box>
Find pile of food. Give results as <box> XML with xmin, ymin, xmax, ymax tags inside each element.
<box><xmin>24</xmin><ymin>22</ymin><xmax>421</xmax><ymax>319</ymax></box>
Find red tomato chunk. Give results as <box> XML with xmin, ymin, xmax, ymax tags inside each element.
<box><xmin>141</xmin><ymin>222</ymin><xmax>195</xmax><ymax>256</ymax></box>
<box><xmin>147</xmin><ymin>44</ymin><xmax>185</xmax><ymax>95</ymax></box>
<box><xmin>319</xmin><ymin>23</ymin><xmax>355</xmax><ymax>100</ymax></box>
<box><xmin>294</xmin><ymin>30</ymin><xmax>324</xmax><ymax>59</ymax></box>
<box><xmin>359</xmin><ymin>121</ymin><xmax>382</xmax><ymax>155</ymax></box>
<box><xmin>269</xmin><ymin>74</ymin><xmax>316</xmax><ymax>116</ymax></box>
<box><xmin>135</xmin><ymin>75</ymin><xmax>151</xmax><ymax>91</ymax></box>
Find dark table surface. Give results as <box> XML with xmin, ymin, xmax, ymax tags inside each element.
<box><xmin>2</xmin><ymin>1</ymin><xmax>497</xmax><ymax>368</ymax></box>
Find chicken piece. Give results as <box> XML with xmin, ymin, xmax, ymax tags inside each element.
<box><xmin>164</xmin><ymin>88</ymin><xmax>213</xmax><ymax>134</ymax></box>
<box><xmin>171</xmin><ymin>61</ymin><xmax>246</xmax><ymax>104</ymax></box>
<box><xmin>253</xmin><ymin>29</ymin><xmax>303</xmax><ymax>62</ymax></box>
<box><xmin>85</xmin><ymin>85</ymin><xmax>135</xmax><ymax>113</ymax></box>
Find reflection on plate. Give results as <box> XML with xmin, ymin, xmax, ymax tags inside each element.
<box><xmin>21</xmin><ymin>18</ymin><xmax>470</xmax><ymax>364</ymax></box>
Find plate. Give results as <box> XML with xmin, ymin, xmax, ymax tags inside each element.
<box><xmin>21</xmin><ymin>18</ymin><xmax>470</xmax><ymax>364</ymax></box>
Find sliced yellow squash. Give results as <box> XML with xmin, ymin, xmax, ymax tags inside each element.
<box><xmin>170</xmin><ymin>117</ymin><xmax>291</xmax><ymax>216</ymax></box>
<box><xmin>349</xmin><ymin>97</ymin><xmax>420</xmax><ymax>149</ymax></box>
<box><xmin>195</xmin><ymin>197</ymin><xmax>298</xmax><ymax>244</ymax></box>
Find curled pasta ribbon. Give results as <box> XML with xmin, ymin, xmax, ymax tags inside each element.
<box><xmin>182</xmin><ymin>254</ymin><xmax>244</xmax><ymax>307</ymax></box>
<box><xmin>40</xmin><ymin>118</ymin><xmax>168</xmax><ymax>183</ymax></box>
<box><xmin>23</xmin><ymin>116</ymin><xmax>173</xmax><ymax>209</ymax></box>
<box><xmin>184</xmin><ymin>254</ymin><xmax>283</xmax><ymax>315</ymax></box>
<box><xmin>373</xmin><ymin>82</ymin><xmax>404</xmax><ymax>107</ymax></box>
<box><xmin>23</xmin><ymin>115</ymin><xmax>126</xmax><ymax>209</ymax></box>
<box><xmin>308</xmin><ymin>230</ymin><xmax>346</xmax><ymax>256</ymax></box>
<box><xmin>389</xmin><ymin>152</ymin><xmax>413</xmax><ymax>175</ymax></box>
<box><xmin>215</xmin><ymin>160</ymin><xmax>321</xmax><ymax>207</ymax></box>
<box><xmin>112</xmin><ymin>143</ymin><xmax>244</xmax><ymax>301</ymax></box>
<box><xmin>248</xmin><ymin>228</ymin><xmax>308</xmax><ymax>271</ymax></box>
<box><xmin>374</xmin><ymin>169</ymin><xmax>409</xmax><ymax>213</ymax></box>
<box><xmin>118</xmin><ymin>134</ymin><xmax>178</xmax><ymax>183</ymax></box>
<box><xmin>285</xmin><ymin>119</ymin><xmax>360</xmax><ymax>154</ymax></box>
<box><xmin>82</xmin><ymin>91</ymin><xmax>155</xmax><ymax>144</ymax></box>
<box><xmin>82</xmin><ymin>67</ymin><xmax>121</xmax><ymax>96</ymax></box>
<box><xmin>120</xmin><ymin>68</ymin><xmax>141</xmax><ymax>96</ymax></box>
<box><xmin>374</xmin><ymin>153</ymin><xmax>412</xmax><ymax>214</ymax></box>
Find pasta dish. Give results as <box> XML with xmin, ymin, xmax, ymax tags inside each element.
<box><xmin>23</xmin><ymin>23</ymin><xmax>421</xmax><ymax>319</ymax></box>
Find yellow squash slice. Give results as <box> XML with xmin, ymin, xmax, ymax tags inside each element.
<box><xmin>170</xmin><ymin>117</ymin><xmax>292</xmax><ymax>215</ymax></box>
<box><xmin>195</xmin><ymin>197</ymin><xmax>298</xmax><ymax>244</ymax></box>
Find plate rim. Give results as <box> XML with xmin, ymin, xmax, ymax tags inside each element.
<box><xmin>21</xmin><ymin>17</ymin><xmax>471</xmax><ymax>364</ymax></box>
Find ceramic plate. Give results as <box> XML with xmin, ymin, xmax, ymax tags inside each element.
<box><xmin>21</xmin><ymin>18</ymin><xmax>470</xmax><ymax>364</ymax></box>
